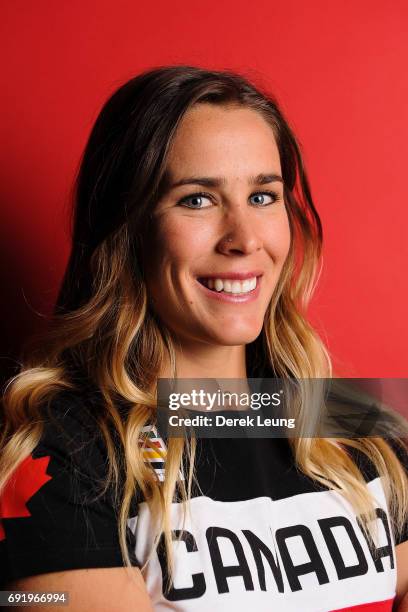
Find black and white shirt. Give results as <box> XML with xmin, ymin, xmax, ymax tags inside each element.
<box><xmin>1</xmin><ymin>391</ymin><xmax>407</xmax><ymax>611</ymax></box>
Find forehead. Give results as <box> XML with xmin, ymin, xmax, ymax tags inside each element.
<box><xmin>165</xmin><ymin>103</ymin><xmax>281</xmax><ymax>178</ymax></box>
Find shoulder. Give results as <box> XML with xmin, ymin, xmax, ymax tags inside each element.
<box><xmin>38</xmin><ymin>385</ymin><xmax>131</xmax><ymax>467</ymax></box>
<box><xmin>4</xmin><ymin>387</ymin><xmax>120</xmax><ymax>515</ymax></box>
<box><xmin>345</xmin><ymin>438</ymin><xmax>408</xmax><ymax>483</ymax></box>
<box><xmin>0</xmin><ymin>388</ymin><xmax>140</xmax><ymax>589</ymax></box>
<box><xmin>32</xmin><ymin>389</ymin><xmax>111</xmax><ymax>484</ymax></box>
<box><xmin>38</xmin><ymin>386</ymin><xmax>108</xmax><ymax>438</ymax></box>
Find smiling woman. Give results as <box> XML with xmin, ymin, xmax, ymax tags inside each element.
<box><xmin>144</xmin><ymin>103</ymin><xmax>290</xmax><ymax>353</ymax></box>
<box><xmin>1</xmin><ymin>65</ymin><xmax>408</xmax><ymax>612</ymax></box>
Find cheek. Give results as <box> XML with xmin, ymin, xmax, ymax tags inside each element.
<box><xmin>148</xmin><ymin>215</ymin><xmax>214</xmax><ymax>276</ymax></box>
<box><xmin>263</xmin><ymin>214</ymin><xmax>291</xmax><ymax>262</ymax></box>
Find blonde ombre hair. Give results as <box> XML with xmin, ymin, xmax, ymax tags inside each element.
<box><xmin>1</xmin><ymin>66</ymin><xmax>407</xmax><ymax>584</ymax></box>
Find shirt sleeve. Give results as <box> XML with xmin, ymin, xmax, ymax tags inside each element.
<box><xmin>348</xmin><ymin>437</ymin><xmax>408</xmax><ymax>547</ymax></box>
<box><xmin>0</xmin><ymin>393</ymin><xmax>140</xmax><ymax>588</ymax></box>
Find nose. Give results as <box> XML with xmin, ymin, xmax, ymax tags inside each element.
<box><xmin>216</xmin><ymin>207</ymin><xmax>263</xmax><ymax>256</ymax></box>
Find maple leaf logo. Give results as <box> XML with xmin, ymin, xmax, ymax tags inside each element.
<box><xmin>0</xmin><ymin>454</ymin><xmax>52</xmax><ymax>541</ymax></box>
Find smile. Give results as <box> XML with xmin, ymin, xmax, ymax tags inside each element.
<box><xmin>196</xmin><ymin>272</ymin><xmax>262</xmax><ymax>304</ymax></box>
<box><xmin>199</xmin><ymin>277</ymin><xmax>257</xmax><ymax>295</ymax></box>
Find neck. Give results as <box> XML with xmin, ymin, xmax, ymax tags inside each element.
<box><xmin>161</xmin><ymin>339</ymin><xmax>247</xmax><ymax>379</ymax></box>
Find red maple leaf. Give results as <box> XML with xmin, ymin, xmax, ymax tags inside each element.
<box><xmin>0</xmin><ymin>454</ymin><xmax>52</xmax><ymax>541</ymax></box>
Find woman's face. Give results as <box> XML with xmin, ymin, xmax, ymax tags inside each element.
<box><xmin>143</xmin><ymin>103</ymin><xmax>291</xmax><ymax>347</ymax></box>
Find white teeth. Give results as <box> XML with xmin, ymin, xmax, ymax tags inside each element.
<box><xmin>203</xmin><ymin>277</ymin><xmax>257</xmax><ymax>294</ymax></box>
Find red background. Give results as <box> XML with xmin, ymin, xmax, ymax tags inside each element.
<box><xmin>1</xmin><ymin>0</ymin><xmax>407</xmax><ymax>381</ymax></box>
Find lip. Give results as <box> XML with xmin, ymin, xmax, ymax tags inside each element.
<box><xmin>195</xmin><ymin>275</ymin><xmax>262</xmax><ymax>304</ymax></box>
<box><xmin>196</xmin><ymin>270</ymin><xmax>263</xmax><ymax>281</ymax></box>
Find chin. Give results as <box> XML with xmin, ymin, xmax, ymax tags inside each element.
<box><xmin>208</xmin><ymin>322</ymin><xmax>263</xmax><ymax>347</ymax></box>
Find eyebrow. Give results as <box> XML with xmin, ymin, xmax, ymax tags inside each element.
<box><xmin>166</xmin><ymin>172</ymin><xmax>284</xmax><ymax>190</ymax></box>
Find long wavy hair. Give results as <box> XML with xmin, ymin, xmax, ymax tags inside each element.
<box><xmin>1</xmin><ymin>65</ymin><xmax>407</xmax><ymax>583</ymax></box>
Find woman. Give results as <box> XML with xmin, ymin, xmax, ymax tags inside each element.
<box><xmin>1</xmin><ymin>65</ymin><xmax>408</xmax><ymax>611</ymax></box>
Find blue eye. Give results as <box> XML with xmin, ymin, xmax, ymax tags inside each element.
<box><xmin>249</xmin><ymin>192</ymin><xmax>279</xmax><ymax>206</ymax></box>
<box><xmin>177</xmin><ymin>190</ymin><xmax>280</xmax><ymax>209</ymax></box>
<box><xmin>178</xmin><ymin>193</ymin><xmax>213</xmax><ymax>209</ymax></box>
